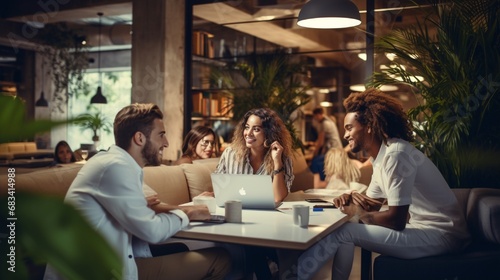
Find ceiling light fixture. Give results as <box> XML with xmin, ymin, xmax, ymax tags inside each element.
<box><xmin>35</xmin><ymin>61</ymin><xmax>48</xmax><ymax>107</ymax></box>
<box><xmin>297</xmin><ymin>0</ymin><xmax>361</xmax><ymax>29</ymax></box>
<box><xmin>349</xmin><ymin>84</ymin><xmax>399</xmax><ymax>92</ymax></box>
<box><xmin>90</xmin><ymin>12</ymin><xmax>107</xmax><ymax>104</ymax></box>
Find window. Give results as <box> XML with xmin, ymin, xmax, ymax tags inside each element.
<box><xmin>67</xmin><ymin>70</ymin><xmax>131</xmax><ymax>152</ymax></box>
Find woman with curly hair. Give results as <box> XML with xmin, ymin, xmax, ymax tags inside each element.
<box><xmin>214</xmin><ymin>108</ymin><xmax>294</xmax><ymax>279</ymax></box>
<box><xmin>174</xmin><ymin>126</ymin><xmax>219</xmax><ymax>165</ymax></box>
<box><xmin>295</xmin><ymin>89</ymin><xmax>469</xmax><ymax>280</ymax></box>
<box><xmin>214</xmin><ymin>107</ymin><xmax>294</xmax><ymax>203</ymax></box>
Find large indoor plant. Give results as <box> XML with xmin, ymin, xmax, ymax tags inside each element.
<box><xmin>211</xmin><ymin>50</ymin><xmax>311</xmax><ymax>149</ymax></box>
<box><xmin>368</xmin><ymin>0</ymin><xmax>500</xmax><ymax>188</ymax></box>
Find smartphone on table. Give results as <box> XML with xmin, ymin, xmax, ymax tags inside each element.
<box><xmin>305</xmin><ymin>198</ymin><xmax>330</xmax><ymax>203</ymax></box>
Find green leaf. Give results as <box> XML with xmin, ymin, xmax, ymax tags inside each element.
<box><xmin>0</xmin><ymin>96</ymin><xmax>70</xmax><ymax>143</ymax></box>
<box><xmin>367</xmin><ymin>0</ymin><xmax>500</xmax><ymax>188</ymax></box>
<box><xmin>1</xmin><ymin>193</ymin><xmax>122</xmax><ymax>280</ymax></box>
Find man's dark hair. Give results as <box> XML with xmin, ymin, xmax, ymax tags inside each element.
<box><xmin>343</xmin><ymin>88</ymin><xmax>413</xmax><ymax>143</ymax></box>
<box><xmin>113</xmin><ymin>103</ymin><xmax>163</xmax><ymax>150</ymax></box>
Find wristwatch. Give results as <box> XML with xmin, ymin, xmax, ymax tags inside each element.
<box><xmin>272</xmin><ymin>166</ymin><xmax>285</xmax><ymax>176</ymax></box>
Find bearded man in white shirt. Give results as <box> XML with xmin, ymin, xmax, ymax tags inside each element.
<box><xmin>44</xmin><ymin>103</ymin><xmax>230</xmax><ymax>280</ymax></box>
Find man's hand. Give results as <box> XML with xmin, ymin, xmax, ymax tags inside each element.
<box><xmin>339</xmin><ymin>202</ymin><xmax>364</xmax><ymax>217</ymax></box>
<box><xmin>350</xmin><ymin>192</ymin><xmax>384</xmax><ymax>212</ymax></box>
<box><xmin>179</xmin><ymin>205</ymin><xmax>211</xmax><ymax>221</ymax></box>
<box><xmin>145</xmin><ymin>194</ymin><xmax>161</xmax><ymax>207</ymax></box>
<box><xmin>196</xmin><ymin>191</ymin><xmax>214</xmax><ymax>197</ymax></box>
<box><xmin>333</xmin><ymin>193</ymin><xmax>351</xmax><ymax>208</ymax></box>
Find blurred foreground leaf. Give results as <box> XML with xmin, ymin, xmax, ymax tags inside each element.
<box><xmin>0</xmin><ymin>193</ymin><xmax>122</xmax><ymax>280</ymax></box>
<box><xmin>0</xmin><ymin>96</ymin><xmax>71</xmax><ymax>143</ymax></box>
<box><xmin>1</xmin><ymin>95</ymin><xmax>121</xmax><ymax>279</ymax></box>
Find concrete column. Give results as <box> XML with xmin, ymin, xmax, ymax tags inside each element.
<box><xmin>131</xmin><ymin>0</ymin><xmax>185</xmax><ymax>161</ymax></box>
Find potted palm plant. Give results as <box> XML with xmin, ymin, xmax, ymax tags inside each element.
<box><xmin>76</xmin><ymin>111</ymin><xmax>112</xmax><ymax>144</ymax></box>
<box><xmin>367</xmin><ymin>0</ymin><xmax>500</xmax><ymax>188</ymax></box>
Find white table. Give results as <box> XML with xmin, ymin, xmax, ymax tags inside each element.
<box><xmin>174</xmin><ymin>201</ymin><xmax>349</xmax><ymax>250</ymax></box>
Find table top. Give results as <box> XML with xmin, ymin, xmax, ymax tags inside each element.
<box><xmin>174</xmin><ymin>201</ymin><xmax>349</xmax><ymax>250</ymax></box>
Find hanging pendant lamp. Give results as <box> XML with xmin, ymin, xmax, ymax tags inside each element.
<box><xmin>35</xmin><ymin>60</ymin><xmax>48</xmax><ymax>107</ymax></box>
<box><xmin>297</xmin><ymin>0</ymin><xmax>361</xmax><ymax>29</ymax></box>
<box><xmin>90</xmin><ymin>12</ymin><xmax>107</xmax><ymax>104</ymax></box>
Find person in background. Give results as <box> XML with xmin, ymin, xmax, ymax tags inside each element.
<box><xmin>296</xmin><ymin>89</ymin><xmax>470</xmax><ymax>280</ymax></box>
<box><xmin>44</xmin><ymin>103</ymin><xmax>230</xmax><ymax>280</ymax></box>
<box><xmin>214</xmin><ymin>107</ymin><xmax>295</xmax><ymax>279</ymax></box>
<box><xmin>53</xmin><ymin>140</ymin><xmax>77</xmax><ymax>164</ymax></box>
<box><xmin>174</xmin><ymin>126</ymin><xmax>219</xmax><ymax>165</ymax></box>
<box><xmin>311</xmin><ymin>107</ymin><xmax>342</xmax><ymax>157</ymax></box>
<box><xmin>322</xmin><ymin>147</ymin><xmax>365</xmax><ymax>192</ymax></box>
<box><xmin>309</xmin><ymin>153</ymin><xmax>327</xmax><ymax>188</ymax></box>
<box><xmin>309</xmin><ymin>107</ymin><xmax>343</xmax><ymax>186</ymax></box>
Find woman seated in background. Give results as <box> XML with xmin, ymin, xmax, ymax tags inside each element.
<box><xmin>312</xmin><ymin>147</ymin><xmax>373</xmax><ymax>195</ymax></box>
<box><xmin>53</xmin><ymin>140</ymin><xmax>77</xmax><ymax>164</ymax></box>
<box><xmin>323</xmin><ymin>147</ymin><xmax>364</xmax><ymax>192</ymax></box>
<box><xmin>174</xmin><ymin>126</ymin><xmax>220</xmax><ymax>165</ymax></box>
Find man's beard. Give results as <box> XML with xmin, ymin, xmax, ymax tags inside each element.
<box><xmin>142</xmin><ymin>139</ymin><xmax>161</xmax><ymax>166</ymax></box>
<box><xmin>350</xmin><ymin>143</ymin><xmax>361</xmax><ymax>153</ymax></box>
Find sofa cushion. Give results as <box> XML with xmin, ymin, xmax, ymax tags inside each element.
<box><xmin>467</xmin><ymin>188</ymin><xmax>500</xmax><ymax>243</ymax></box>
<box><xmin>1</xmin><ymin>164</ymin><xmax>83</xmax><ymax>198</ymax></box>
<box><xmin>143</xmin><ymin>165</ymin><xmax>190</xmax><ymax>205</ymax></box>
<box><xmin>180</xmin><ymin>162</ymin><xmax>216</xmax><ymax>200</ymax></box>
<box><xmin>477</xmin><ymin>196</ymin><xmax>500</xmax><ymax>244</ymax></box>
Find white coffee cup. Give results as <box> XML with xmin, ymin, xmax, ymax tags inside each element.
<box><xmin>193</xmin><ymin>196</ymin><xmax>217</xmax><ymax>214</ymax></box>
<box><xmin>293</xmin><ymin>205</ymin><xmax>310</xmax><ymax>228</ymax></box>
<box><xmin>225</xmin><ymin>200</ymin><xmax>242</xmax><ymax>223</ymax></box>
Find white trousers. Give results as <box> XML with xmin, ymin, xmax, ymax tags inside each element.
<box><xmin>297</xmin><ymin>222</ymin><xmax>460</xmax><ymax>280</ymax></box>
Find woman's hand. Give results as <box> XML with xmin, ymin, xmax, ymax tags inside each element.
<box><xmin>270</xmin><ymin>141</ymin><xmax>284</xmax><ymax>167</ymax></box>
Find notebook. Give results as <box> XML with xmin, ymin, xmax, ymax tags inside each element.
<box><xmin>210</xmin><ymin>173</ymin><xmax>279</xmax><ymax>209</ymax></box>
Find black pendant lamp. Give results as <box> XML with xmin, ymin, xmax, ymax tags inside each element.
<box><xmin>90</xmin><ymin>12</ymin><xmax>107</xmax><ymax>104</ymax></box>
<box><xmin>297</xmin><ymin>0</ymin><xmax>361</xmax><ymax>29</ymax></box>
<box><xmin>35</xmin><ymin>61</ymin><xmax>48</xmax><ymax>107</ymax></box>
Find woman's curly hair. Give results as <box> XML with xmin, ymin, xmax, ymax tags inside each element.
<box><xmin>230</xmin><ymin>108</ymin><xmax>293</xmax><ymax>174</ymax></box>
<box><xmin>343</xmin><ymin>88</ymin><xmax>413</xmax><ymax>143</ymax></box>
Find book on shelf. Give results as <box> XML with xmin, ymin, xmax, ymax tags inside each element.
<box><xmin>192</xmin><ymin>92</ymin><xmax>203</xmax><ymax>114</ymax></box>
<box><xmin>192</xmin><ymin>31</ymin><xmax>215</xmax><ymax>58</ymax></box>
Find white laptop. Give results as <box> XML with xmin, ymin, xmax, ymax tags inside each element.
<box><xmin>211</xmin><ymin>173</ymin><xmax>279</xmax><ymax>210</ymax></box>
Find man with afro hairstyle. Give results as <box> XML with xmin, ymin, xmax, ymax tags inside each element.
<box><xmin>295</xmin><ymin>89</ymin><xmax>470</xmax><ymax>280</ymax></box>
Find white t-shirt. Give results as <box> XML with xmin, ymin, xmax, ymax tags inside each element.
<box><xmin>367</xmin><ymin>139</ymin><xmax>469</xmax><ymax>241</ymax></box>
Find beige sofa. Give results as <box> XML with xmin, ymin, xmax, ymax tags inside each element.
<box><xmin>0</xmin><ymin>142</ymin><xmax>53</xmax><ymax>161</ymax></box>
<box><xmin>1</xmin><ymin>150</ymin><xmax>313</xmax><ymax>205</ymax></box>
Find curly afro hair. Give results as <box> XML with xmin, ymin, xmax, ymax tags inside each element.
<box><xmin>343</xmin><ymin>88</ymin><xmax>413</xmax><ymax>144</ymax></box>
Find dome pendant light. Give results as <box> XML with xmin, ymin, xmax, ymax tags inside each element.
<box><xmin>297</xmin><ymin>0</ymin><xmax>361</xmax><ymax>29</ymax></box>
<box><xmin>90</xmin><ymin>12</ymin><xmax>107</xmax><ymax>104</ymax></box>
<box><xmin>35</xmin><ymin>60</ymin><xmax>49</xmax><ymax>107</ymax></box>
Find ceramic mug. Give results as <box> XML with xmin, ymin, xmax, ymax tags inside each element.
<box><xmin>225</xmin><ymin>200</ymin><xmax>242</xmax><ymax>223</ymax></box>
<box><xmin>293</xmin><ymin>205</ymin><xmax>309</xmax><ymax>228</ymax></box>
